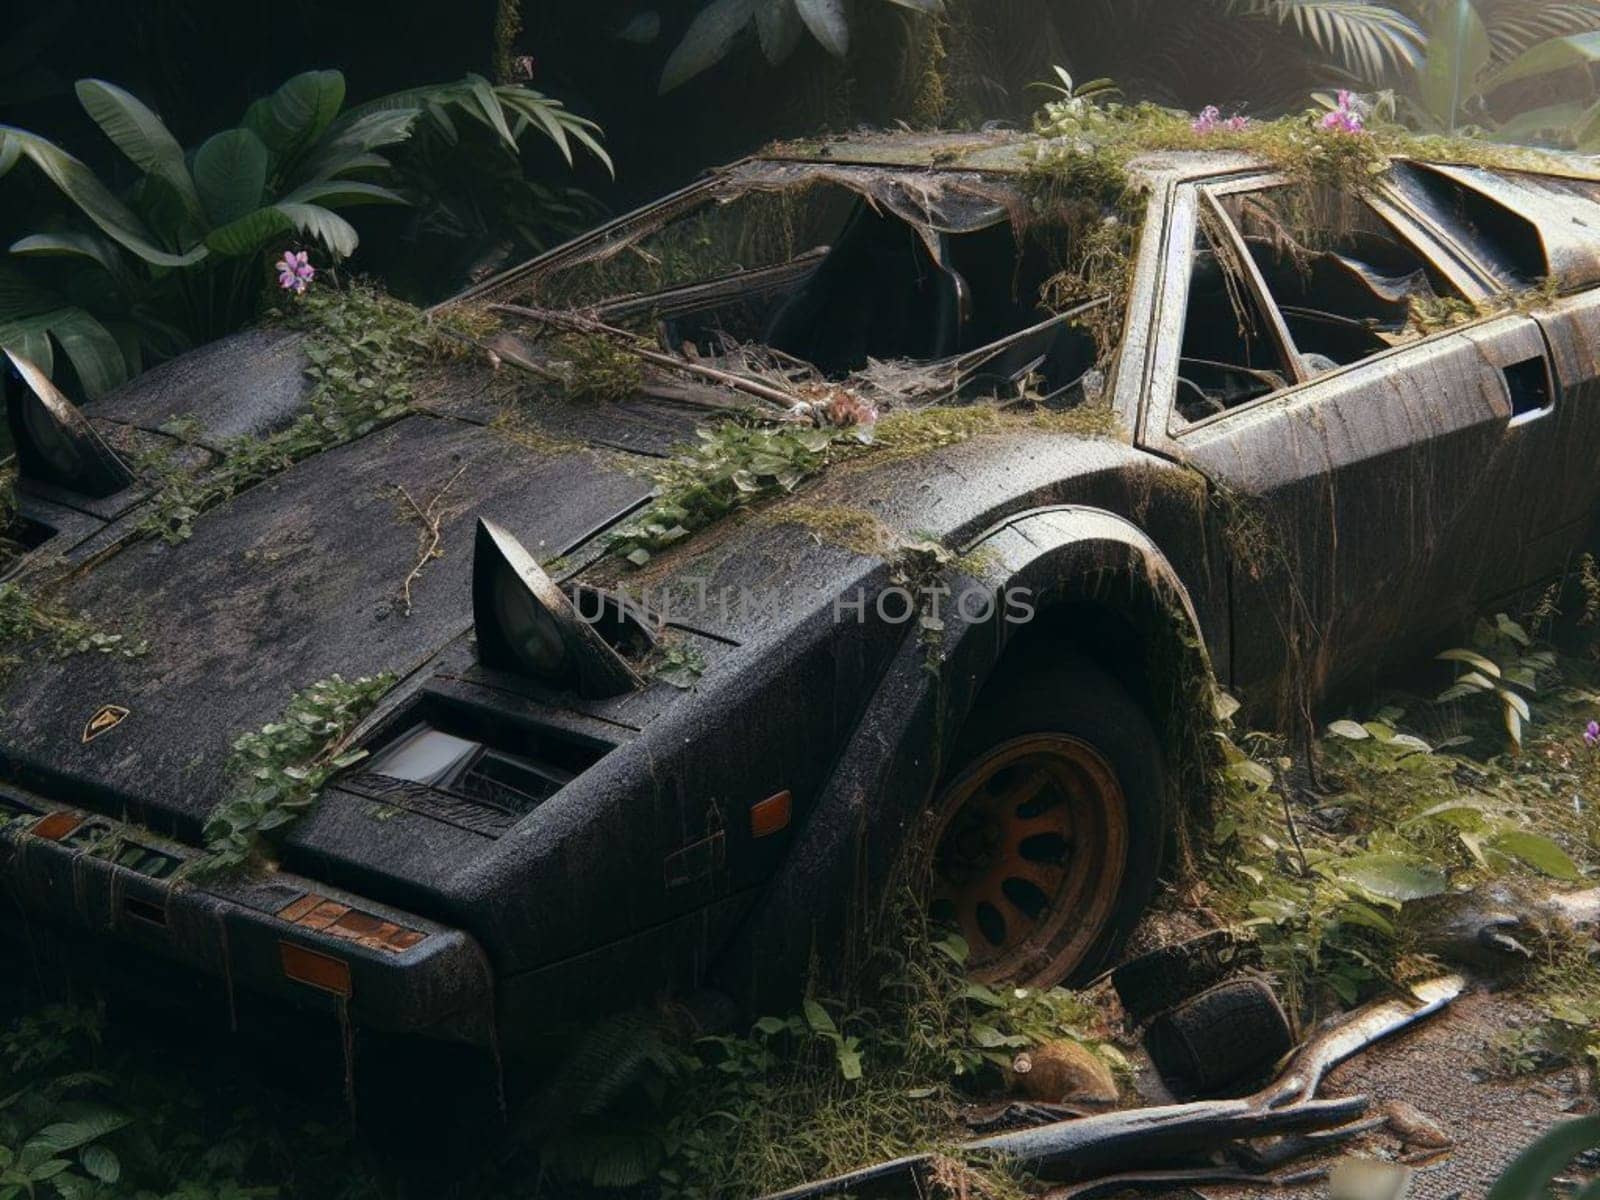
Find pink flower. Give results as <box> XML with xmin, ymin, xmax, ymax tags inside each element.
<box><xmin>1321</xmin><ymin>91</ymin><xmax>1366</xmax><ymax>135</ymax></box>
<box><xmin>1191</xmin><ymin>105</ymin><xmax>1221</xmax><ymax>134</ymax></box>
<box><xmin>275</xmin><ymin>250</ymin><xmax>315</xmax><ymax>295</ymax></box>
<box><xmin>1223</xmin><ymin>115</ymin><xmax>1252</xmax><ymax>131</ymax></box>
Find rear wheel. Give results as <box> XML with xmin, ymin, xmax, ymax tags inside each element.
<box><xmin>928</xmin><ymin>653</ymin><xmax>1165</xmax><ymax>986</ymax></box>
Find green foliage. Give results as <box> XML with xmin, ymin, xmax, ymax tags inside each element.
<box><xmin>1395</xmin><ymin>1</ymin><xmax>1600</xmax><ymax>146</ymax></box>
<box><xmin>609</xmin><ymin>421</ymin><xmax>867</xmax><ymax>564</ymax></box>
<box><xmin>0</xmin><ymin>69</ymin><xmax>604</xmax><ymax>397</ymax></box>
<box><xmin>526</xmin><ymin>917</ymin><xmax>1105</xmax><ymax>1198</ymax></box>
<box><xmin>658</xmin><ymin>0</ymin><xmax>948</xmax><ymax>93</ymax></box>
<box><xmin>0</xmin><ymin>997</ymin><xmax>372</xmax><ymax>1200</ymax></box>
<box><xmin>552</xmin><ymin>334</ymin><xmax>647</xmax><ymax>403</ymax></box>
<box><xmin>652</xmin><ymin>644</ymin><xmax>707</xmax><ymax>689</ymax></box>
<box><xmin>197</xmin><ymin>672</ymin><xmax>395</xmax><ymax>876</ymax></box>
<box><xmin>1487</xmin><ymin>1115</ymin><xmax>1600</xmax><ymax>1200</ymax></box>
<box><xmin>1209</xmin><ymin>678</ymin><xmax>1595</xmax><ymax>1020</ymax></box>
<box><xmin>1433</xmin><ymin>612</ymin><xmax>1554</xmax><ymax>752</ymax></box>
<box><xmin>135</xmin><ymin>283</ymin><xmax>446</xmax><ymax>544</ymax></box>
<box><xmin>0</xmin><ymin>581</ymin><xmax>148</xmax><ymax>668</ymax></box>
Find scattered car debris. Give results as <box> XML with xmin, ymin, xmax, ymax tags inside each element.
<box><xmin>754</xmin><ymin>976</ymin><xmax>1463</xmax><ymax>1199</ymax></box>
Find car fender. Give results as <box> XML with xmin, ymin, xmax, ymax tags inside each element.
<box><xmin>714</xmin><ymin>504</ymin><xmax>1220</xmax><ymax>1008</ymax></box>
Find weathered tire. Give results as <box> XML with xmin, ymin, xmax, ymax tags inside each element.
<box><xmin>1112</xmin><ymin>929</ymin><xmax>1259</xmax><ymax>1024</ymax></box>
<box><xmin>927</xmin><ymin>649</ymin><xmax>1166</xmax><ymax>987</ymax></box>
<box><xmin>1144</xmin><ymin>977</ymin><xmax>1293</xmax><ymax>1098</ymax></box>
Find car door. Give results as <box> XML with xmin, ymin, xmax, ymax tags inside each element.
<box><xmin>1137</xmin><ymin>175</ymin><xmax>1565</xmax><ymax>715</ymax></box>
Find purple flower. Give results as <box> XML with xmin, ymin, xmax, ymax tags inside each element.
<box><xmin>1321</xmin><ymin>90</ymin><xmax>1366</xmax><ymax>135</ymax></box>
<box><xmin>1191</xmin><ymin>105</ymin><xmax>1221</xmax><ymax>134</ymax></box>
<box><xmin>1585</xmin><ymin>720</ymin><xmax>1599</xmax><ymax>747</ymax></box>
<box><xmin>275</xmin><ymin>250</ymin><xmax>315</xmax><ymax>295</ymax></box>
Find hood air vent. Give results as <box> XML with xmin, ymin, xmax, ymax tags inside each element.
<box><xmin>4</xmin><ymin>350</ymin><xmax>134</xmax><ymax>498</ymax></box>
<box><xmin>472</xmin><ymin>517</ymin><xmax>644</xmax><ymax>698</ymax></box>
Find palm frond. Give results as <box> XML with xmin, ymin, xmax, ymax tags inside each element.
<box><xmin>1229</xmin><ymin>0</ymin><xmax>1427</xmax><ymax>79</ymax></box>
<box><xmin>1481</xmin><ymin>1</ymin><xmax>1600</xmax><ymax>63</ymax></box>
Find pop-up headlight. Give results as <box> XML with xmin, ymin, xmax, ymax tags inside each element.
<box><xmin>4</xmin><ymin>349</ymin><xmax>133</xmax><ymax>498</ymax></box>
<box><xmin>472</xmin><ymin>517</ymin><xmax>644</xmax><ymax>698</ymax></box>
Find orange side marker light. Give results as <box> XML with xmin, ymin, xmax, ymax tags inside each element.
<box><xmin>279</xmin><ymin>942</ymin><xmax>353</xmax><ymax>997</ymax></box>
<box><xmin>750</xmin><ymin>790</ymin><xmax>792</xmax><ymax>838</ymax></box>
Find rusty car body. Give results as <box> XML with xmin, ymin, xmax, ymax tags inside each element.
<box><xmin>3</xmin><ymin>132</ymin><xmax>1600</xmax><ymax>1053</ymax></box>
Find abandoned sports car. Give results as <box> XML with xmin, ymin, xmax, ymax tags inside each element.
<box><xmin>3</xmin><ymin>131</ymin><xmax>1600</xmax><ymax>1054</ymax></box>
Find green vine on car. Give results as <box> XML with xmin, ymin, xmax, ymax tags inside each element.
<box><xmin>195</xmin><ymin>672</ymin><xmax>396</xmax><ymax>877</ymax></box>
<box><xmin>0</xmin><ymin>581</ymin><xmax>148</xmax><ymax>674</ymax></box>
<box><xmin>136</xmin><ymin>283</ymin><xmax>472</xmax><ymax>543</ymax></box>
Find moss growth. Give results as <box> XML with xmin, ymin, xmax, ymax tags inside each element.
<box><xmin>768</xmin><ymin>502</ymin><xmax>900</xmax><ymax>557</ymax></box>
<box><xmin>1408</xmin><ymin>277</ymin><xmax>1563</xmax><ymax>335</ymax></box>
<box><xmin>609</xmin><ymin>422</ymin><xmax>865</xmax><ymax>565</ymax></box>
<box><xmin>551</xmin><ymin>333</ymin><xmax>647</xmax><ymax>403</ymax></box>
<box><xmin>0</xmin><ymin>581</ymin><xmax>148</xmax><ymax>674</ymax></box>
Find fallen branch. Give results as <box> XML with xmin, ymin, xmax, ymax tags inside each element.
<box><xmin>489</xmin><ymin>302</ymin><xmax>799</xmax><ymax>411</ymax></box>
<box><xmin>393</xmin><ymin>464</ymin><xmax>467</xmax><ymax>616</ymax></box>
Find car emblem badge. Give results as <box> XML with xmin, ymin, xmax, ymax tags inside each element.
<box><xmin>82</xmin><ymin>704</ymin><xmax>130</xmax><ymax>743</ymax></box>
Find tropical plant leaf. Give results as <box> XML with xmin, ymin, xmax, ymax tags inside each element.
<box><xmin>297</xmin><ymin>109</ymin><xmax>419</xmax><ymax>182</ymax></box>
<box><xmin>1331</xmin><ymin>853</ymin><xmax>1447</xmax><ymax>902</ymax></box>
<box><xmin>0</xmin><ymin>127</ymin><xmax>205</xmax><ymax>267</ymax></box>
<box><xmin>192</xmin><ymin>128</ymin><xmax>269</xmax><ymax>227</ymax></box>
<box><xmin>660</xmin><ymin>0</ymin><xmax>756</xmax><ymax>92</ymax></box>
<box><xmin>277</xmin><ymin>179</ymin><xmax>408</xmax><ymax>207</ymax></box>
<box><xmin>277</xmin><ymin>203</ymin><xmax>359</xmax><ymax>259</ymax></box>
<box><xmin>79</xmin><ymin>1144</ymin><xmax>119</xmax><ymax>1184</ymax></box>
<box><xmin>1484</xmin><ymin>29</ymin><xmax>1600</xmax><ymax>93</ymax></box>
<box><xmin>24</xmin><ymin>1111</ymin><xmax>131</xmax><ymax>1157</ymax></box>
<box><xmin>796</xmin><ymin>0</ymin><xmax>850</xmax><ymax>57</ymax></box>
<box><xmin>203</xmin><ymin>207</ymin><xmax>293</xmax><ymax>258</ymax></box>
<box><xmin>0</xmin><ymin>131</ymin><xmax>20</xmax><ymax>178</ymax></box>
<box><xmin>466</xmin><ymin>73</ymin><xmax>519</xmax><ymax>153</ymax></box>
<box><xmin>1492</xmin><ymin>830</ymin><xmax>1579</xmax><ymax>880</ymax></box>
<box><xmin>9</xmin><ymin>231</ymin><xmax>124</xmax><ymax>277</ymax></box>
<box><xmin>243</xmin><ymin>69</ymin><xmax>345</xmax><ymax>156</ymax></box>
<box><xmin>1487</xmin><ymin>1115</ymin><xmax>1600</xmax><ymax>1200</ymax></box>
<box><xmin>755</xmin><ymin>0</ymin><xmax>805</xmax><ymax>62</ymax></box>
<box><xmin>1231</xmin><ymin>0</ymin><xmax>1424</xmax><ymax>78</ymax></box>
<box><xmin>1437</xmin><ymin>648</ymin><xmax>1501</xmax><ymax>676</ymax></box>
<box><xmin>73</xmin><ymin>79</ymin><xmax>201</xmax><ymax>221</ymax></box>
<box><xmin>1421</xmin><ymin>0</ymin><xmax>1493</xmax><ymax>131</ymax></box>
<box><xmin>1327</xmin><ymin>719</ymin><xmax>1369</xmax><ymax>739</ymax></box>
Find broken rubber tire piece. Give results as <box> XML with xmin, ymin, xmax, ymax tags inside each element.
<box><xmin>1111</xmin><ymin>929</ymin><xmax>1257</xmax><ymax>1024</ymax></box>
<box><xmin>1145</xmin><ymin>977</ymin><xmax>1293</xmax><ymax>1099</ymax></box>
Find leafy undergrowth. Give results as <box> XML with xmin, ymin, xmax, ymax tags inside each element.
<box><xmin>1199</xmin><ymin>613</ymin><xmax>1600</xmax><ymax>1066</ymax></box>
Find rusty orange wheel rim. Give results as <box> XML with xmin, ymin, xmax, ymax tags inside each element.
<box><xmin>929</xmin><ymin>733</ymin><xmax>1128</xmax><ymax>985</ymax></box>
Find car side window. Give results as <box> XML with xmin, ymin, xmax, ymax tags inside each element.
<box><xmin>1173</xmin><ymin>212</ymin><xmax>1296</xmax><ymax>425</ymax></box>
<box><xmin>1216</xmin><ymin>183</ymin><xmax>1463</xmax><ymax>374</ymax></box>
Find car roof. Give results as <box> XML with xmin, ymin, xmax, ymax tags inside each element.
<box><xmin>759</xmin><ymin>130</ymin><xmax>1270</xmax><ymax>183</ymax></box>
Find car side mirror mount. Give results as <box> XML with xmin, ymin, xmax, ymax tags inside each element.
<box><xmin>4</xmin><ymin>350</ymin><xmax>134</xmax><ymax>499</ymax></box>
<box><xmin>472</xmin><ymin>517</ymin><xmax>645</xmax><ymax>699</ymax></box>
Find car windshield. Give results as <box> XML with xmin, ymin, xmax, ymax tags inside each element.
<box><xmin>487</xmin><ymin>165</ymin><xmax>1111</xmax><ymax>405</ymax></box>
